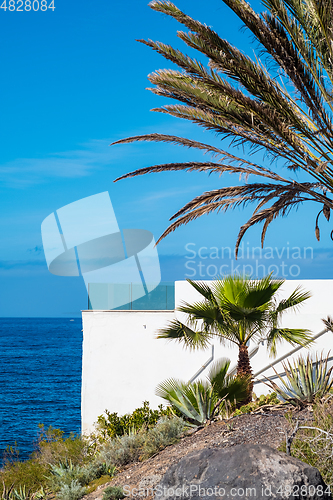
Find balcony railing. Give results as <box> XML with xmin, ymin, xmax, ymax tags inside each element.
<box><xmin>87</xmin><ymin>282</ymin><xmax>175</xmax><ymax>310</ymax></box>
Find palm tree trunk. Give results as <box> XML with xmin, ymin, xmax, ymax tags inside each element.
<box><xmin>236</xmin><ymin>344</ymin><xmax>253</xmax><ymax>405</ymax></box>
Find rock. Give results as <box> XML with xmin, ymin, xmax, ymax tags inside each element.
<box><xmin>139</xmin><ymin>474</ymin><xmax>163</xmax><ymax>490</ymax></box>
<box><xmin>155</xmin><ymin>444</ymin><xmax>331</xmax><ymax>499</ymax></box>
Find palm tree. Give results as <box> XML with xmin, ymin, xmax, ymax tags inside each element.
<box><xmin>157</xmin><ymin>275</ymin><xmax>312</xmax><ymax>403</ymax></box>
<box><xmin>113</xmin><ymin>0</ymin><xmax>333</xmax><ymax>255</ymax></box>
<box><xmin>156</xmin><ymin>358</ymin><xmax>250</xmax><ymax>425</ymax></box>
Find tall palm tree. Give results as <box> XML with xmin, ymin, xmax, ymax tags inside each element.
<box><xmin>157</xmin><ymin>275</ymin><xmax>312</xmax><ymax>403</ymax></box>
<box><xmin>113</xmin><ymin>0</ymin><xmax>333</xmax><ymax>255</ymax></box>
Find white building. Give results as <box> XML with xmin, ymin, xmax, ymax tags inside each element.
<box><xmin>81</xmin><ymin>280</ymin><xmax>333</xmax><ymax>435</ymax></box>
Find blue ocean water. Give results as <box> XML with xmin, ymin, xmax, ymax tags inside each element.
<box><xmin>0</xmin><ymin>318</ymin><xmax>82</xmax><ymax>463</ymax></box>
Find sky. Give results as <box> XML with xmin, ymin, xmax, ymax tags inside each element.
<box><xmin>0</xmin><ymin>0</ymin><xmax>332</xmax><ymax>317</ymax></box>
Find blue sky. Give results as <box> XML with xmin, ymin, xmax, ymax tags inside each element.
<box><xmin>0</xmin><ymin>0</ymin><xmax>332</xmax><ymax>317</ymax></box>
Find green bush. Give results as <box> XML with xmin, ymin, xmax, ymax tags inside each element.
<box><xmin>0</xmin><ymin>412</ymin><xmax>184</xmax><ymax>498</ymax></box>
<box><xmin>95</xmin><ymin>401</ymin><xmax>174</xmax><ymax>440</ymax></box>
<box><xmin>139</xmin><ymin>415</ymin><xmax>186</xmax><ymax>460</ymax></box>
<box><xmin>102</xmin><ymin>486</ymin><xmax>125</xmax><ymax>500</ymax></box>
<box><xmin>0</xmin><ymin>458</ymin><xmax>49</xmax><ymax>494</ymax></box>
<box><xmin>34</xmin><ymin>425</ymin><xmax>89</xmax><ymax>466</ymax></box>
<box><xmin>232</xmin><ymin>392</ymin><xmax>280</xmax><ymax>416</ymax></box>
<box><xmin>47</xmin><ymin>459</ymin><xmax>86</xmax><ymax>491</ymax></box>
<box><xmin>57</xmin><ymin>480</ymin><xmax>86</xmax><ymax>500</ymax></box>
<box><xmin>0</xmin><ymin>426</ymin><xmax>89</xmax><ymax>495</ymax></box>
<box><xmin>96</xmin><ymin>416</ymin><xmax>186</xmax><ymax>468</ymax></box>
<box><xmin>288</xmin><ymin>397</ymin><xmax>333</xmax><ymax>485</ymax></box>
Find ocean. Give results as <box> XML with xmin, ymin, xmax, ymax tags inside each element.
<box><xmin>0</xmin><ymin>318</ymin><xmax>82</xmax><ymax>464</ymax></box>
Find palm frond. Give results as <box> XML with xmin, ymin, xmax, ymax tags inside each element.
<box><xmin>112</xmin><ymin>0</ymin><xmax>333</xmax><ymax>250</ymax></box>
<box><xmin>156</xmin><ymin>319</ymin><xmax>212</xmax><ymax>350</ymax></box>
<box><xmin>275</xmin><ymin>286</ymin><xmax>312</xmax><ymax>313</ymax></box>
<box><xmin>207</xmin><ymin>357</ymin><xmax>250</xmax><ymax>403</ymax></box>
<box><xmin>155</xmin><ymin>377</ymin><xmax>216</xmax><ymax>426</ymax></box>
<box><xmin>323</xmin><ymin>316</ymin><xmax>333</xmax><ymax>332</ymax></box>
<box><xmin>266</xmin><ymin>327</ymin><xmax>313</xmax><ymax>357</ymax></box>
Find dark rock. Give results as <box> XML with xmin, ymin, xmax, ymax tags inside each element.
<box><xmin>154</xmin><ymin>444</ymin><xmax>331</xmax><ymax>499</ymax></box>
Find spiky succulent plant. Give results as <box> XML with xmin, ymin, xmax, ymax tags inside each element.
<box><xmin>266</xmin><ymin>352</ymin><xmax>333</xmax><ymax>407</ymax></box>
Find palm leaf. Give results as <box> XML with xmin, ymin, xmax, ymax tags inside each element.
<box><xmin>157</xmin><ymin>319</ymin><xmax>211</xmax><ymax>350</ymax></box>
<box><xmin>112</xmin><ymin>0</ymin><xmax>333</xmax><ymax>252</ymax></box>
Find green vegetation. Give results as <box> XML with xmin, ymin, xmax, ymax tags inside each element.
<box><xmin>267</xmin><ymin>353</ymin><xmax>333</xmax><ymax>407</ymax></box>
<box><xmin>233</xmin><ymin>392</ymin><xmax>280</xmax><ymax>416</ymax></box>
<box><xmin>34</xmin><ymin>425</ymin><xmax>89</xmax><ymax>466</ymax></box>
<box><xmin>3</xmin><ymin>387</ymin><xmax>333</xmax><ymax>498</ymax></box>
<box><xmin>156</xmin><ymin>358</ymin><xmax>249</xmax><ymax>425</ymax></box>
<box><xmin>157</xmin><ymin>276</ymin><xmax>311</xmax><ymax>403</ymax></box>
<box><xmin>96</xmin><ymin>416</ymin><xmax>186</xmax><ymax>467</ymax></box>
<box><xmin>284</xmin><ymin>397</ymin><xmax>333</xmax><ymax>485</ymax></box>
<box><xmin>94</xmin><ymin>401</ymin><xmax>174</xmax><ymax>440</ymax></box>
<box><xmin>102</xmin><ymin>486</ymin><xmax>125</xmax><ymax>500</ymax></box>
<box><xmin>156</xmin><ymin>380</ymin><xmax>218</xmax><ymax>426</ymax></box>
<box><xmin>114</xmin><ymin>0</ymin><xmax>333</xmax><ymax>254</ymax></box>
<box><xmin>0</xmin><ymin>413</ymin><xmax>186</xmax><ymax>500</ymax></box>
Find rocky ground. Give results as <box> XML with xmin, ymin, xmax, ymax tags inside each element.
<box><xmin>84</xmin><ymin>405</ymin><xmax>314</xmax><ymax>500</ymax></box>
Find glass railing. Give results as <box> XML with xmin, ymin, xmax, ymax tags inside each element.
<box><xmin>87</xmin><ymin>282</ymin><xmax>175</xmax><ymax>310</ymax></box>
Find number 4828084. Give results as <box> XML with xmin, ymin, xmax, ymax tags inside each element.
<box><xmin>1</xmin><ymin>0</ymin><xmax>55</xmax><ymax>10</ymax></box>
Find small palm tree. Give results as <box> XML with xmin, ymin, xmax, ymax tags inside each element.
<box><xmin>156</xmin><ymin>358</ymin><xmax>249</xmax><ymax>425</ymax></box>
<box><xmin>113</xmin><ymin>0</ymin><xmax>333</xmax><ymax>254</ymax></box>
<box><xmin>158</xmin><ymin>275</ymin><xmax>312</xmax><ymax>403</ymax></box>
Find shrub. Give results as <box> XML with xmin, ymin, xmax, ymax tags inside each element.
<box><xmin>267</xmin><ymin>353</ymin><xmax>333</xmax><ymax>407</ymax></box>
<box><xmin>96</xmin><ymin>417</ymin><xmax>186</xmax><ymax>468</ymax></box>
<box><xmin>56</xmin><ymin>480</ymin><xmax>86</xmax><ymax>500</ymax></box>
<box><xmin>95</xmin><ymin>401</ymin><xmax>174</xmax><ymax>440</ymax></box>
<box><xmin>0</xmin><ymin>412</ymin><xmax>184</xmax><ymax>498</ymax></box>
<box><xmin>287</xmin><ymin>397</ymin><xmax>333</xmax><ymax>485</ymax></box>
<box><xmin>0</xmin><ymin>427</ymin><xmax>94</xmax><ymax>496</ymax></box>
<box><xmin>0</xmin><ymin>458</ymin><xmax>49</xmax><ymax>493</ymax></box>
<box><xmin>139</xmin><ymin>415</ymin><xmax>186</xmax><ymax>459</ymax></box>
<box><xmin>47</xmin><ymin>459</ymin><xmax>86</xmax><ymax>491</ymax></box>
<box><xmin>102</xmin><ymin>486</ymin><xmax>125</xmax><ymax>500</ymax></box>
<box><xmin>232</xmin><ymin>392</ymin><xmax>280</xmax><ymax>416</ymax></box>
<box><xmin>33</xmin><ymin>425</ymin><xmax>89</xmax><ymax>466</ymax></box>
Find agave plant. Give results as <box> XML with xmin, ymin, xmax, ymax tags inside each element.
<box><xmin>48</xmin><ymin>459</ymin><xmax>78</xmax><ymax>478</ymax></box>
<box><xmin>266</xmin><ymin>353</ymin><xmax>333</xmax><ymax>407</ymax></box>
<box><xmin>11</xmin><ymin>487</ymin><xmax>33</xmax><ymax>500</ymax></box>
<box><xmin>47</xmin><ymin>459</ymin><xmax>85</xmax><ymax>492</ymax></box>
<box><xmin>156</xmin><ymin>358</ymin><xmax>248</xmax><ymax>425</ymax></box>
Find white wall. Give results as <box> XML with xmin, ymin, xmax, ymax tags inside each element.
<box><xmin>82</xmin><ymin>310</ymin><xmax>223</xmax><ymax>434</ymax></box>
<box><xmin>82</xmin><ymin>280</ymin><xmax>333</xmax><ymax>434</ymax></box>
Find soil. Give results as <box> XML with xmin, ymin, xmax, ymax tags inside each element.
<box><xmin>84</xmin><ymin>406</ymin><xmax>314</xmax><ymax>500</ymax></box>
